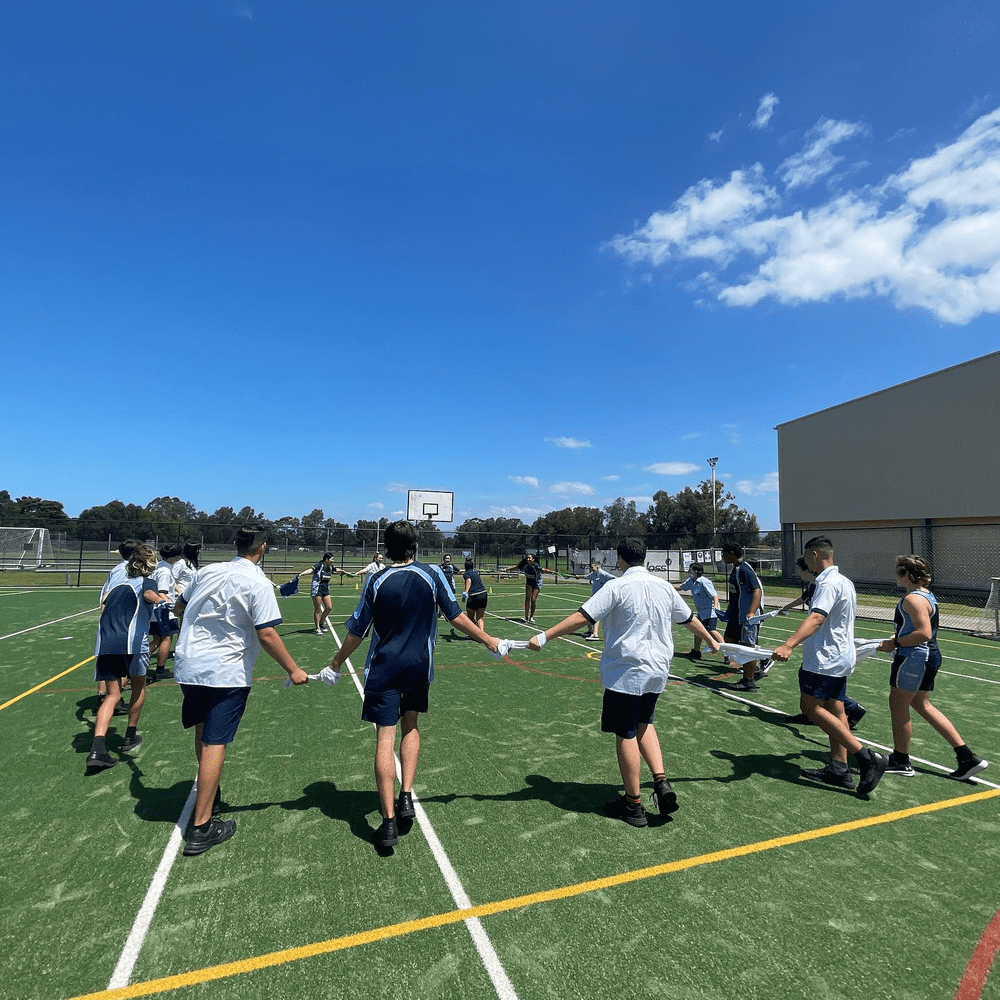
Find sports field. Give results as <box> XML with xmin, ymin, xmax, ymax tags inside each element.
<box><xmin>2</xmin><ymin>579</ymin><xmax>999</xmax><ymax>1000</ymax></box>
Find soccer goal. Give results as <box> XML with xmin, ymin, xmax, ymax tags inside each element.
<box><xmin>0</xmin><ymin>527</ymin><xmax>55</xmax><ymax>570</ymax></box>
<box><xmin>970</xmin><ymin>577</ymin><xmax>1000</xmax><ymax>640</ymax></box>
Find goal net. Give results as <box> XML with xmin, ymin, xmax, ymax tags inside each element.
<box><xmin>970</xmin><ymin>577</ymin><xmax>1000</xmax><ymax>640</ymax></box>
<box><xmin>0</xmin><ymin>527</ymin><xmax>55</xmax><ymax>570</ymax></box>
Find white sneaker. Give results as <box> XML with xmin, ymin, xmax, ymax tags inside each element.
<box><xmin>585</xmin><ymin>634</ymin><xmax>601</xmax><ymax>641</ymax></box>
<box><xmin>314</xmin><ymin>628</ymin><xmax>324</xmax><ymax>635</ymax></box>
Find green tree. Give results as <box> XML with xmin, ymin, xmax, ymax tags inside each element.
<box><xmin>301</xmin><ymin>508</ymin><xmax>325</xmax><ymax>546</ymax></box>
<box><xmin>603</xmin><ymin>498</ymin><xmax>646</xmax><ymax>541</ymax></box>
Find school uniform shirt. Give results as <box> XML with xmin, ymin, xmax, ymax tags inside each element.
<box><xmin>463</xmin><ymin>568</ymin><xmax>487</xmax><ymax>598</ymax></box>
<box><xmin>153</xmin><ymin>560</ymin><xmax>174</xmax><ymax>597</ymax></box>
<box><xmin>174</xmin><ymin>557</ymin><xmax>283</xmax><ymax>688</ymax></box>
<box><xmin>439</xmin><ymin>561</ymin><xmax>458</xmax><ymax>589</ymax></box>
<box><xmin>678</xmin><ymin>575</ymin><xmax>718</xmax><ymax>619</ymax></box>
<box><xmin>521</xmin><ymin>561</ymin><xmax>544</xmax><ymax>588</ymax></box>
<box><xmin>310</xmin><ymin>561</ymin><xmax>335</xmax><ymax>596</ymax></box>
<box><xmin>581</xmin><ymin>565</ymin><xmax>694</xmax><ymax>695</ymax></box>
<box><xmin>727</xmin><ymin>560</ymin><xmax>763</xmax><ymax>623</ymax></box>
<box><xmin>894</xmin><ymin>590</ymin><xmax>939</xmax><ymax>652</ymax></box>
<box><xmin>345</xmin><ymin>561</ymin><xmax>461</xmax><ymax>693</ymax></box>
<box><xmin>800</xmin><ymin>565</ymin><xmax>857</xmax><ymax>677</ymax></box>
<box><xmin>587</xmin><ymin>568</ymin><xmax>615</xmax><ymax>595</ymax></box>
<box><xmin>100</xmin><ymin>560</ymin><xmax>129</xmax><ymax>603</ymax></box>
<box><xmin>171</xmin><ymin>558</ymin><xmax>197</xmax><ymax>598</ymax></box>
<box><xmin>95</xmin><ymin>576</ymin><xmax>158</xmax><ymax>656</ymax></box>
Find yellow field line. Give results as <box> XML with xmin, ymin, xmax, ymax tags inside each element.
<box><xmin>68</xmin><ymin>785</ymin><xmax>1000</xmax><ymax>1000</ymax></box>
<box><xmin>0</xmin><ymin>656</ymin><xmax>94</xmax><ymax>712</ymax></box>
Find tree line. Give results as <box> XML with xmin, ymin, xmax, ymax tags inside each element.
<box><xmin>0</xmin><ymin>480</ymin><xmax>764</xmax><ymax>553</ymax></box>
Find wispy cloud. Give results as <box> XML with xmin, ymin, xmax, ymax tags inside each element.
<box><xmin>236</xmin><ymin>7</ymin><xmax>253</xmax><ymax>19</ymax></box>
<box><xmin>778</xmin><ymin>118</ymin><xmax>870</xmax><ymax>189</ymax></box>
<box><xmin>680</xmin><ymin>432</ymin><xmax>700</xmax><ymax>440</ymax></box>
<box><xmin>385</xmin><ymin>482</ymin><xmax>408</xmax><ymax>493</ymax></box>
<box><xmin>751</xmin><ymin>92</ymin><xmax>779</xmax><ymax>129</ymax></box>
<box><xmin>644</xmin><ymin>462</ymin><xmax>700</xmax><ymax>475</ymax></box>
<box><xmin>708</xmin><ymin>128</ymin><xmax>724</xmax><ymax>143</ymax></box>
<box><xmin>603</xmin><ymin>474</ymin><xmax>621</xmax><ymax>481</ymax></box>
<box><xmin>550</xmin><ymin>481</ymin><xmax>596</xmax><ymax>496</ymax></box>
<box><xmin>735</xmin><ymin>472</ymin><xmax>779</xmax><ymax>497</ymax></box>
<box><xmin>488</xmin><ymin>505</ymin><xmax>548</xmax><ymax>518</ymax></box>
<box><xmin>367</xmin><ymin>502</ymin><xmax>385</xmax><ymax>510</ymax></box>
<box><xmin>545</xmin><ymin>436</ymin><xmax>592</xmax><ymax>449</ymax></box>
<box><xmin>510</xmin><ymin>475</ymin><xmax>539</xmax><ymax>488</ymax></box>
<box><xmin>607</xmin><ymin>105</ymin><xmax>1000</xmax><ymax>325</ymax></box>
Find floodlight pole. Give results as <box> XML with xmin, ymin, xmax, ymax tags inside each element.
<box><xmin>707</xmin><ymin>457</ymin><xmax>719</xmax><ymax>538</ymax></box>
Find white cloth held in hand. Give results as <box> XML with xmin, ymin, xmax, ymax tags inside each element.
<box><xmin>284</xmin><ymin>667</ymin><xmax>342</xmax><ymax>688</ymax></box>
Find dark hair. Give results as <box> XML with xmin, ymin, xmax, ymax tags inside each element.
<box><xmin>127</xmin><ymin>544</ymin><xmax>157</xmax><ymax>578</ymax></box>
<box><xmin>322</xmin><ymin>552</ymin><xmax>333</xmax><ymax>562</ymax></box>
<box><xmin>795</xmin><ymin>555</ymin><xmax>809</xmax><ymax>572</ymax></box>
<box><xmin>118</xmin><ymin>539</ymin><xmax>139</xmax><ymax>560</ymax></box>
<box><xmin>464</xmin><ymin>558</ymin><xmax>474</xmax><ymax>570</ymax></box>
<box><xmin>182</xmin><ymin>542</ymin><xmax>201</xmax><ymax>569</ymax></box>
<box><xmin>722</xmin><ymin>541</ymin><xmax>743</xmax><ymax>557</ymax></box>
<box><xmin>803</xmin><ymin>535</ymin><xmax>834</xmax><ymax>558</ymax></box>
<box><xmin>896</xmin><ymin>554</ymin><xmax>932</xmax><ymax>587</ymax></box>
<box><xmin>689</xmin><ymin>562</ymin><xmax>703</xmax><ymax>574</ymax></box>
<box><xmin>384</xmin><ymin>520</ymin><xmax>417</xmax><ymax>562</ymax></box>
<box><xmin>235</xmin><ymin>524</ymin><xmax>268</xmax><ymax>555</ymax></box>
<box><xmin>159</xmin><ymin>542</ymin><xmax>183</xmax><ymax>560</ymax></box>
<box><xmin>617</xmin><ymin>537</ymin><xmax>646</xmax><ymax>566</ymax></box>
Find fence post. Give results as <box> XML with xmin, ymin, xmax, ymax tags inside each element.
<box><xmin>77</xmin><ymin>535</ymin><xmax>85</xmax><ymax>589</ymax></box>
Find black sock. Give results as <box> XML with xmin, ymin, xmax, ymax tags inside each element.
<box><xmin>854</xmin><ymin>747</ymin><xmax>872</xmax><ymax>765</ymax></box>
<box><xmin>125</xmin><ymin>726</ymin><xmax>137</xmax><ymax>739</ymax></box>
<box><xmin>193</xmin><ymin>820</ymin><xmax>211</xmax><ymax>832</ymax></box>
<box><xmin>92</xmin><ymin>736</ymin><xmax>107</xmax><ymax>754</ymax></box>
<box><xmin>829</xmin><ymin>760</ymin><xmax>849</xmax><ymax>774</ymax></box>
<box><xmin>892</xmin><ymin>751</ymin><xmax>910</xmax><ymax>764</ymax></box>
<box><xmin>956</xmin><ymin>744</ymin><xmax>974</xmax><ymax>763</ymax></box>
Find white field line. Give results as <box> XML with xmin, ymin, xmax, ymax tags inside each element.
<box><xmin>0</xmin><ymin>606</ymin><xmax>99</xmax><ymax>641</ymax></box>
<box><xmin>107</xmin><ymin>784</ymin><xmax>198</xmax><ymax>989</ymax></box>
<box><xmin>330</xmin><ymin>625</ymin><xmax>519</xmax><ymax>1000</ymax></box>
<box><xmin>0</xmin><ymin>591</ymin><xmax>33</xmax><ymax>598</ymax></box>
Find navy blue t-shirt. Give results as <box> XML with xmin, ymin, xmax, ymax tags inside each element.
<box><xmin>346</xmin><ymin>561</ymin><xmax>461</xmax><ymax>692</ymax></box>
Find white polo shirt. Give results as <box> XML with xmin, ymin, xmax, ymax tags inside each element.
<box><xmin>801</xmin><ymin>565</ymin><xmax>857</xmax><ymax>677</ymax></box>
<box><xmin>582</xmin><ymin>565</ymin><xmax>693</xmax><ymax>695</ymax></box>
<box><xmin>174</xmin><ymin>557</ymin><xmax>283</xmax><ymax>688</ymax></box>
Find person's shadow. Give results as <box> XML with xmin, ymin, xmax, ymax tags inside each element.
<box><xmin>709</xmin><ymin>748</ymin><xmax>859</xmax><ymax>795</ymax></box>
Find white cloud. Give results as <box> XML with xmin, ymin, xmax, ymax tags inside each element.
<box><xmin>488</xmin><ymin>505</ymin><xmax>548</xmax><ymax>518</ymax></box>
<box><xmin>751</xmin><ymin>93</ymin><xmax>779</xmax><ymax>129</ymax></box>
<box><xmin>510</xmin><ymin>475</ymin><xmax>539</xmax><ymax>488</ymax></box>
<box><xmin>545</xmin><ymin>436</ymin><xmax>592</xmax><ymax>449</ymax></box>
<box><xmin>735</xmin><ymin>472</ymin><xmax>779</xmax><ymax>497</ymax></box>
<box><xmin>708</xmin><ymin>128</ymin><xmax>724</xmax><ymax>143</ymax></box>
<box><xmin>644</xmin><ymin>462</ymin><xmax>700</xmax><ymax>475</ymax></box>
<box><xmin>778</xmin><ymin>118</ymin><xmax>870</xmax><ymax>189</ymax></box>
<box><xmin>680</xmin><ymin>432</ymin><xmax>700</xmax><ymax>440</ymax></box>
<box><xmin>550</xmin><ymin>481</ymin><xmax>596</xmax><ymax>496</ymax></box>
<box><xmin>385</xmin><ymin>482</ymin><xmax>408</xmax><ymax>493</ymax></box>
<box><xmin>367</xmin><ymin>502</ymin><xmax>385</xmax><ymax>510</ymax></box>
<box><xmin>608</xmin><ymin>105</ymin><xmax>1000</xmax><ymax>325</ymax></box>
<box><xmin>603</xmin><ymin>474</ymin><xmax>621</xmax><ymax>481</ymax></box>
<box><xmin>237</xmin><ymin>7</ymin><xmax>253</xmax><ymax>19</ymax></box>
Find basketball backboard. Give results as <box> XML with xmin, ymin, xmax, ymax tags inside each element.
<box><xmin>406</xmin><ymin>489</ymin><xmax>455</xmax><ymax>523</ymax></box>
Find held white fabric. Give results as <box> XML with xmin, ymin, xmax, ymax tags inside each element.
<box><xmin>534</xmin><ymin>632</ymin><xmax>547</xmax><ymax>647</ymax></box>
<box><xmin>719</xmin><ymin>642</ymin><xmax>775</xmax><ymax>666</ymax></box>
<box><xmin>493</xmin><ymin>638</ymin><xmax>531</xmax><ymax>659</ymax></box>
<box><xmin>283</xmin><ymin>667</ymin><xmax>342</xmax><ymax>688</ymax></box>
<box><xmin>853</xmin><ymin>638</ymin><xmax>881</xmax><ymax>661</ymax></box>
<box><xmin>746</xmin><ymin>609</ymin><xmax>780</xmax><ymax>626</ymax></box>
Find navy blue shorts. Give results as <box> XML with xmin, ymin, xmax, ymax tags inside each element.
<box><xmin>180</xmin><ymin>685</ymin><xmax>251</xmax><ymax>744</ymax></box>
<box><xmin>890</xmin><ymin>647</ymin><xmax>940</xmax><ymax>693</ymax></box>
<box><xmin>724</xmin><ymin>618</ymin><xmax>758</xmax><ymax>647</ymax></box>
<box><xmin>798</xmin><ymin>668</ymin><xmax>848</xmax><ymax>702</ymax></box>
<box><xmin>466</xmin><ymin>595</ymin><xmax>488</xmax><ymax>611</ymax></box>
<box><xmin>362</xmin><ymin>684</ymin><xmax>429</xmax><ymax>726</ymax></box>
<box><xmin>600</xmin><ymin>689</ymin><xmax>660</xmax><ymax>740</ymax></box>
<box><xmin>698</xmin><ymin>613</ymin><xmax>718</xmax><ymax>631</ymax></box>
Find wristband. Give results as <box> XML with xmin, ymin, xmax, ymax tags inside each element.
<box><xmin>535</xmin><ymin>632</ymin><xmax>547</xmax><ymax>648</ymax></box>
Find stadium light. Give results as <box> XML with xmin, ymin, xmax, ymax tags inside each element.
<box><xmin>707</xmin><ymin>458</ymin><xmax>719</xmax><ymax>537</ymax></box>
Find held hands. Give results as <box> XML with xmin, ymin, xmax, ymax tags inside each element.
<box><xmin>288</xmin><ymin>666</ymin><xmax>309</xmax><ymax>686</ymax></box>
<box><xmin>527</xmin><ymin>632</ymin><xmax>547</xmax><ymax>652</ymax></box>
<box><xmin>877</xmin><ymin>638</ymin><xmax>896</xmax><ymax>653</ymax></box>
<box><xmin>771</xmin><ymin>642</ymin><xmax>794</xmax><ymax>663</ymax></box>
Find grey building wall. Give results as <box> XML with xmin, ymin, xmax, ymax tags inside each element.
<box><xmin>777</xmin><ymin>351</ymin><xmax>1000</xmax><ymax>524</ymax></box>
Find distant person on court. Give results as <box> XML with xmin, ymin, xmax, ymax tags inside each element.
<box><xmin>172</xmin><ymin>541</ymin><xmax>201</xmax><ymax>600</ymax></box>
<box><xmin>327</xmin><ymin>521</ymin><xmax>499</xmax><ymax>851</ymax></box>
<box><xmin>573</xmin><ymin>560</ymin><xmax>615</xmax><ymax>640</ymax></box>
<box><xmin>96</xmin><ymin>538</ymin><xmax>139</xmax><ymax>712</ymax></box>
<box><xmin>149</xmin><ymin>542</ymin><xmax>183</xmax><ymax>681</ymax></box>
<box><xmin>357</xmin><ymin>552</ymin><xmax>386</xmax><ymax>592</ymax></box>
<box><xmin>877</xmin><ymin>555</ymin><xmax>988</xmax><ymax>781</ymax></box>
<box><xmin>772</xmin><ymin>536</ymin><xmax>887</xmax><ymax>795</ymax></box>
<box><xmin>172</xmin><ymin>525</ymin><xmax>308</xmax><ymax>857</ymax></box>
<box><xmin>783</xmin><ymin>556</ymin><xmax>867</xmax><ymax>730</ymax></box>
<box><xmin>504</xmin><ymin>553</ymin><xmax>555</xmax><ymax>623</ymax></box>
<box><xmin>721</xmin><ymin>542</ymin><xmax>769</xmax><ymax>690</ymax></box>
<box><xmin>460</xmin><ymin>557</ymin><xmax>490</xmax><ymax>634</ymax></box>
<box><xmin>290</xmin><ymin>552</ymin><xmax>349</xmax><ymax>634</ymax></box>
<box><xmin>675</xmin><ymin>562</ymin><xmax>722</xmax><ymax>658</ymax></box>
<box><xmin>528</xmin><ymin>537</ymin><xmax>720</xmax><ymax>827</ymax></box>
<box><xmin>87</xmin><ymin>544</ymin><xmax>167</xmax><ymax>771</ymax></box>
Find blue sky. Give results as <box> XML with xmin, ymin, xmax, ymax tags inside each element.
<box><xmin>3</xmin><ymin>1</ymin><xmax>998</xmax><ymax>530</ymax></box>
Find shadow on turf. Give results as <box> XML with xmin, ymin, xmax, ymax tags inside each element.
<box><xmin>419</xmin><ymin>774</ymin><xmax>677</xmax><ymax>826</ymax></box>
<box><xmin>708</xmin><ymin>748</ymin><xmax>864</xmax><ymax>795</ymax></box>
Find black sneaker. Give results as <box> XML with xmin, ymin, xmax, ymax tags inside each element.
<box><xmin>652</xmin><ymin>779</ymin><xmax>679</xmax><ymax>816</ymax></box>
<box><xmin>802</xmin><ymin>764</ymin><xmax>856</xmax><ymax>789</ymax></box>
<box><xmin>687</xmin><ymin>649</ymin><xmax>702</xmax><ymax>660</ymax></box>
<box><xmin>730</xmin><ymin>678</ymin><xmax>759</xmax><ymax>692</ymax></box>
<box><xmin>375</xmin><ymin>816</ymin><xmax>398</xmax><ymax>849</ymax></box>
<box><xmin>120</xmin><ymin>733</ymin><xmax>143</xmax><ymax>752</ymax></box>
<box><xmin>397</xmin><ymin>791</ymin><xmax>416</xmax><ymax>820</ymax></box>
<box><xmin>603</xmin><ymin>796</ymin><xmax>648</xmax><ymax>827</ymax></box>
<box><xmin>754</xmin><ymin>658</ymin><xmax>773</xmax><ymax>679</ymax></box>
<box><xmin>949</xmin><ymin>756</ymin><xmax>989</xmax><ymax>782</ymax></box>
<box><xmin>856</xmin><ymin>750</ymin><xmax>888</xmax><ymax>794</ymax></box>
<box><xmin>85</xmin><ymin>749</ymin><xmax>118</xmax><ymax>771</ymax></box>
<box><xmin>785</xmin><ymin>712</ymin><xmax>813</xmax><ymax>725</ymax></box>
<box><xmin>847</xmin><ymin>704</ymin><xmax>867</xmax><ymax>730</ymax></box>
<box><xmin>884</xmin><ymin>753</ymin><xmax>915</xmax><ymax>777</ymax></box>
<box><xmin>183</xmin><ymin>817</ymin><xmax>237</xmax><ymax>857</ymax></box>
<box><xmin>153</xmin><ymin>668</ymin><xmax>174</xmax><ymax>681</ymax></box>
